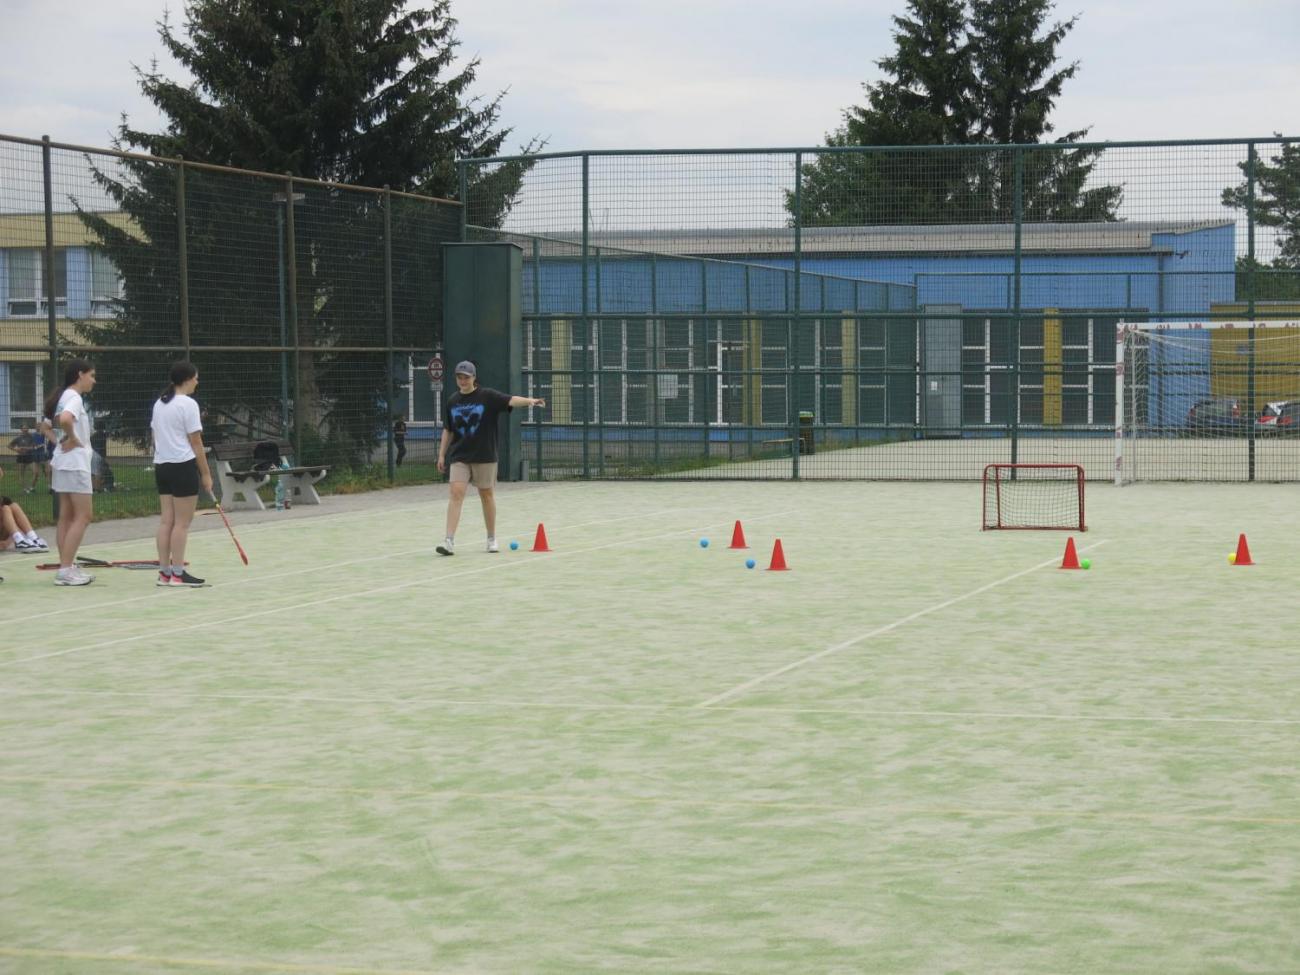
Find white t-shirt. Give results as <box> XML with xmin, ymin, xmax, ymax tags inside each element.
<box><xmin>50</xmin><ymin>388</ymin><xmax>93</xmax><ymax>474</ymax></box>
<box><xmin>151</xmin><ymin>393</ymin><xmax>203</xmax><ymax>464</ymax></box>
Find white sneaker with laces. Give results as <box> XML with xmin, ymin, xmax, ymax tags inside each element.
<box><xmin>55</xmin><ymin>566</ymin><xmax>94</xmax><ymax>586</ymax></box>
<box><xmin>14</xmin><ymin>538</ymin><xmax>35</xmax><ymax>553</ymax></box>
<box><xmin>31</xmin><ymin>535</ymin><xmax>49</xmax><ymax>551</ymax></box>
<box><xmin>486</xmin><ymin>537</ymin><xmax>499</xmax><ymax>553</ymax></box>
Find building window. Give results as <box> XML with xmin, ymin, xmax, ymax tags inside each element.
<box><xmin>7</xmin><ymin>248</ymin><xmax>67</xmax><ymax>317</ymax></box>
<box><xmin>90</xmin><ymin>250</ymin><xmax>124</xmax><ymax>318</ymax></box>
<box><xmin>7</xmin><ymin>362</ymin><xmax>41</xmax><ymax>421</ymax></box>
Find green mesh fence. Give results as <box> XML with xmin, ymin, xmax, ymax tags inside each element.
<box><xmin>1</xmin><ymin>133</ymin><xmax>460</xmax><ymax>523</ymax></box>
<box><xmin>459</xmin><ymin>139</ymin><xmax>1300</xmax><ymax>481</ymax></box>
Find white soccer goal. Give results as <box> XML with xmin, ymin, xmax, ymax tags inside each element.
<box><xmin>1115</xmin><ymin>321</ymin><xmax>1300</xmax><ymax>484</ymax></box>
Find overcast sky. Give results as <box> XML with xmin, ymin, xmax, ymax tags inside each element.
<box><xmin>2</xmin><ymin>0</ymin><xmax>1297</xmax><ymax>155</ymax></box>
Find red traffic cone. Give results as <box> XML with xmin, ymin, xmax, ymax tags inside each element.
<box><xmin>729</xmin><ymin>520</ymin><xmax>748</xmax><ymax>549</ymax></box>
<box><xmin>531</xmin><ymin>523</ymin><xmax>551</xmax><ymax>552</ymax></box>
<box><xmin>1233</xmin><ymin>533</ymin><xmax>1254</xmax><ymax>566</ymax></box>
<box><xmin>767</xmin><ymin>538</ymin><xmax>789</xmax><ymax>571</ymax></box>
<box><xmin>1060</xmin><ymin>536</ymin><xmax>1081</xmax><ymax>570</ymax></box>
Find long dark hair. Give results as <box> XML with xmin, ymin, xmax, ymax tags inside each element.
<box><xmin>43</xmin><ymin>359</ymin><xmax>95</xmax><ymax>420</ymax></box>
<box><xmin>160</xmin><ymin>360</ymin><xmax>198</xmax><ymax>404</ymax></box>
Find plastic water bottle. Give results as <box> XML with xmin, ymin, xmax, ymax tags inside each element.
<box><xmin>279</xmin><ymin>457</ymin><xmax>292</xmax><ymax>509</ymax></box>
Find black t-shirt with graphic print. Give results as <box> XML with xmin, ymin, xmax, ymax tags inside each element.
<box><xmin>443</xmin><ymin>386</ymin><xmax>513</xmax><ymax>464</ymax></box>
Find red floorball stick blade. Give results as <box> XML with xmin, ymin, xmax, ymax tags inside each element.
<box><xmin>215</xmin><ymin>502</ymin><xmax>250</xmax><ymax>565</ymax></box>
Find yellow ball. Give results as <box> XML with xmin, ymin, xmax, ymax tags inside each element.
<box><xmin>1228</xmin><ymin>553</ymin><xmax>1237</xmax><ymax>564</ymax></box>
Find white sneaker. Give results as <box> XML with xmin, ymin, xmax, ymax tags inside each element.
<box><xmin>436</xmin><ymin>538</ymin><xmax>455</xmax><ymax>556</ymax></box>
<box><xmin>14</xmin><ymin>538</ymin><xmax>36</xmax><ymax>553</ymax></box>
<box><xmin>486</xmin><ymin>537</ymin><xmax>499</xmax><ymax>553</ymax></box>
<box><xmin>31</xmin><ymin>535</ymin><xmax>49</xmax><ymax>551</ymax></box>
<box><xmin>54</xmin><ymin>567</ymin><xmax>94</xmax><ymax>586</ymax></box>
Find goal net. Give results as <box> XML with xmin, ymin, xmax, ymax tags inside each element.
<box><xmin>982</xmin><ymin>464</ymin><xmax>1086</xmax><ymax>530</ymax></box>
<box><xmin>1115</xmin><ymin>321</ymin><xmax>1300</xmax><ymax>484</ymax></box>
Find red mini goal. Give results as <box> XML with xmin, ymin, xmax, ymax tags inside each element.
<box><xmin>982</xmin><ymin>463</ymin><xmax>1086</xmax><ymax>531</ymax></box>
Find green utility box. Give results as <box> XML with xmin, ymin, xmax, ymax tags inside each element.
<box><xmin>441</xmin><ymin>242</ymin><xmax>525</xmax><ymax>481</ymax></box>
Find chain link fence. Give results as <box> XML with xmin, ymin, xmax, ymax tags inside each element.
<box><xmin>1</xmin><ymin>133</ymin><xmax>459</xmax><ymax>522</ymax></box>
<box><xmin>460</xmin><ymin>139</ymin><xmax>1300</xmax><ymax>481</ymax></box>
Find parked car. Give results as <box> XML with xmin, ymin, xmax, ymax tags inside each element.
<box><xmin>1263</xmin><ymin>400</ymin><xmax>1300</xmax><ymax>435</ymax></box>
<box><xmin>1186</xmin><ymin>397</ymin><xmax>1244</xmax><ymax>435</ymax></box>
<box><xmin>1255</xmin><ymin>400</ymin><xmax>1291</xmax><ymax>432</ymax></box>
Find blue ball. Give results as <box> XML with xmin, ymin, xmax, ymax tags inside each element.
<box><xmin>509</xmin><ymin>540</ymin><xmax>519</xmax><ymax>550</ymax></box>
<box><xmin>699</xmin><ymin>538</ymin><xmax>709</xmax><ymax>548</ymax></box>
<box><xmin>745</xmin><ymin>558</ymin><xmax>756</xmax><ymax>569</ymax></box>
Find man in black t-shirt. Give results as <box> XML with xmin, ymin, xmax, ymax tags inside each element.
<box><xmin>436</xmin><ymin>360</ymin><xmax>545</xmax><ymax>555</ymax></box>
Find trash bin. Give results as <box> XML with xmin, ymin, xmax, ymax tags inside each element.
<box><xmin>798</xmin><ymin>411</ymin><xmax>815</xmax><ymax>455</ymax></box>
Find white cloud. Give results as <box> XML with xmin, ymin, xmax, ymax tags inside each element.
<box><xmin>1</xmin><ymin>0</ymin><xmax>1296</xmax><ymax>156</ymax></box>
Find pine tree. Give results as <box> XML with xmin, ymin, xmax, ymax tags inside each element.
<box><xmin>77</xmin><ymin>0</ymin><xmax>535</xmax><ymax>459</ymax></box>
<box><xmin>790</xmin><ymin>0</ymin><xmax>1120</xmax><ymax>227</ymax></box>
<box><xmin>1222</xmin><ymin>141</ymin><xmax>1300</xmax><ymax>302</ymax></box>
<box><xmin>966</xmin><ymin>0</ymin><xmax>1118</xmax><ymax>221</ymax></box>
<box><xmin>1223</xmin><ymin>140</ymin><xmax>1300</xmax><ymax>270</ymax></box>
<box><xmin>792</xmin><ymin>0</ymin><xmax>977</xmax><ymax>226</ymax></box>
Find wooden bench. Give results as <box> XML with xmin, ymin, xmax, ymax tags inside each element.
<box><xmin>207</xmin><ymin>440</ymin><xmax>328</xmax><ymax>511</ymax></box>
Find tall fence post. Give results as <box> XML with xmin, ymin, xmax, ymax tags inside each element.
<box><xmin>595</xmin><ymin>246</ymin><xmax>604</xmax><ymax>476</ymax></box>
<box><xmin>1246</xmin><ymin>142</ymin><xmax>1258</xmax><ymax>481</ymax></box>
<box><xmin>651</xmin><ymin>253</ymin><xmax>660</xmax><ymax>471</ymax></box>
<box><xmin>580</xmin><ymin>153</ymin><xmax>590</xmax><ymax>478</ymax></box>
<box><xmin>532</xmin><ymin>236</ymin><xmax>543</xmax><ymax>480</ymax></box>
<box><xmin>176</xmin><ymin>157</ymin><xmax>190</xmax><ymax>354</ymax></box>
<box><xmin>383</xmin><ymin>186</ymin><xmax>396</xmax><ymax>481</ymax></box>
<box><xmin>1011</xmin><ymin>147</ymin><xmax>1024</xmax><ymax>468</ymax></box>
<box><xmin>791</xmin><ymin>150</ymin><xmax>802</xmax><ymax>481</ymax></box>
<box><xmin>283</xmin><ymin>173</ymin><xmax>302</xmax><ymax>460</ymax></box>
<box><xmin>41</xmin><ymin>136</ymin><xmax>60</xmax><ymax>522</ymax></box>
<box><xmin>458</xmin><ymin>162</ymin><xmax>468</xmax><ymax>243</ymax></box>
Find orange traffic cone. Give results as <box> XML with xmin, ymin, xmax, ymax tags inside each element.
<box><xmin>767</xmin><ymin>538</ymin><xmax>789</xmax><ymax>571</ymax></box>
<box><xmin>1233</xmin><ymin>533</ymin><xmax>1254</xmax><ymax>566</ymax></box>
<box><xmin>729</xmin><ymin>520</ymin><xmax>748</xmax><ymax>549</ymax></box>
<box><xmin>531</xmin><ymin>523</ymin><xmax>551</xmax><ymax>552</ymax></box>
<box><xmin>1060</xmin><ymin>536</ymin><xmax>1081</xmax><ymax>570</ymax></box>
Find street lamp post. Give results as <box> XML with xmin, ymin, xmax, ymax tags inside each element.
<box><xmin>272</xmin><ymin>191</ymin><xmax>305</xmax><ymax>438</ymax></box>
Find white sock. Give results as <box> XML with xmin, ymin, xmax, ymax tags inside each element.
<box><xmin>24</xmin><ymin>531</ymin><xmax>39</xmax><ymax>542</ymax></box>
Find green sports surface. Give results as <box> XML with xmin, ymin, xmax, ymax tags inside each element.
<box><xmin>1</xmin><ymin>481</ymin><xmax>1298</xmax><ymax>973</ymax></box>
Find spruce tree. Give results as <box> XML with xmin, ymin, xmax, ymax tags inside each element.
<box><xmin>1223</xmin><ymin>140</ymin><xmax>1300</xmax><ymax>301</ymax></box>
<box><xmin>966</xmin><ymin>0</ymin><xmax>1118</xmax><ymax>221</ymax></box>
<box><xmin>77</xmin><ymin>0</ymin><xmax>535</xmax><ymax>460</ymax></box>
<box><xmin>792</xmin><ymin>0</ymin><xmax>976</xmax><ymax>226</ymax></box>
<box><xmin>790</xmin><ymin>0</ymin><xmax>1120</xmax><ymax>227</ymax></box>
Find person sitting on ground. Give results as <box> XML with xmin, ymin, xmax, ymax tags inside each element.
<box><xmin>0</xmin><ymin>495</ymin><xmax>50</xmax><ymax>553</ymax></box>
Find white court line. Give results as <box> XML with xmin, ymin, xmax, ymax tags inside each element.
<box><xmin>3</xmin><ymin>685</ymin><xmax>1298</xmax><ymax>727</ymax></box>
<box><xmin>695</xmin><ymin>540</ymin><xmax>1111</xmax><ymax>709</ymax></box>
<box><xmin>0</xmin><ymin>508</ymin><xmax>797</xmax><ymax>668</ymax></box>
<box><xmin>4</xmin><ymin>772</ymin><xmax>1297</xmax><ymax>826</ymax></box>
<box><xmin>3</xmin><ymin>505</ymin><xmax>705</xmax><ymax>626</ymax></box>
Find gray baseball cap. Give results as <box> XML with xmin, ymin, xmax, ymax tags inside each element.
<box><xmin>454</xmin><ymin>360</ymin><xmax>476</xmax><ymax>377</ymax></box>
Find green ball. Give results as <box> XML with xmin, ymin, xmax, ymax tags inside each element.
<box><xmin>1080</xmin><ymin>558</ymin><xmax>1091</xmax><ymax>570</ymax></box>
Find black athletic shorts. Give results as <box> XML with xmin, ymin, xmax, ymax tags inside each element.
<box><xmin>155</xmin><ymin>458</ymin><xmax>200</xmax><ymax>498</ymax></box>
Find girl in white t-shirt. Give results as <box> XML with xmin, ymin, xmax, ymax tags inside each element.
<box><xmin>151</xmin><ymin>360</ymin><xmax>214</xmax><ymax>587</ymax></box>
<box><xmin>42</xmin><ymin>359</ymin><xmax>97</xmax><ymax>586</ymax></box>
